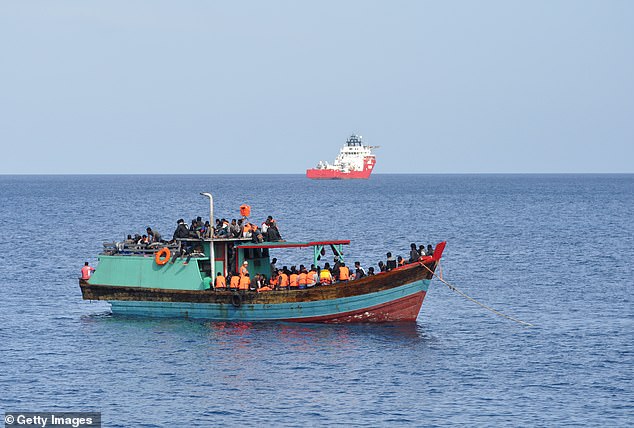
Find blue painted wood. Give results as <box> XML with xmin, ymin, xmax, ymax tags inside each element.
<box><xmin>109</xmin><ymin>279</ymin><xmax>431</xmax><ymax>321</ymax></box>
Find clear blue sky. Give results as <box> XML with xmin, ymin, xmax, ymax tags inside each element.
<box><xmin>1</xmin><ymin>1</ymin><xmax>632</xmax><ymax>173</ymax></box>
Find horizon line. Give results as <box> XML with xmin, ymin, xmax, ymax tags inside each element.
<box><xmin>1</xmin><ymin>172</ymin><xmax>633</xmax><ymax>176</ymax></box>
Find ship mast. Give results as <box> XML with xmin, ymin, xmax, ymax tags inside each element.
<box><xmin>200</xmin><ymin>192</ymin><xmax>215</xmax><ymax>281</ymax></box>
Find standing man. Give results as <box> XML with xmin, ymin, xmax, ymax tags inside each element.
<box><xmin>81</xmin><ymin>262</ymin><xmax>95</xmax><ymax>280</ymax></box>
<box><xmin>240</xmin><ymin>261</ymin><xmax>249</xmax><ymax>277</ymax></box>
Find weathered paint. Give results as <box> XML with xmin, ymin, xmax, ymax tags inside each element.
<box><xmin>107</xmin><ymin>279</ymin><xmax>429</xmax><ymax>322</ymax></box>
<box><xmin>82</xmin><ymin>241</ymin><xmax>446</xmax><ymax>323</ymax></box>
<box><xmin>89</xmin><ymin>255</ymin><xmax>205</xmax><ymax>290</ymax></box>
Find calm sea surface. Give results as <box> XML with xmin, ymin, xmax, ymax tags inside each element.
<box><xmin>1</xmin><ymin>174</ymin><xmax>632</xmax><ymax>427</ymax></box>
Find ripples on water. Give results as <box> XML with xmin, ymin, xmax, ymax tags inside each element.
<box><xmin>0</xmin><ymin>174</ymin><xmax>632</xmax><ymax>426</ymax></box>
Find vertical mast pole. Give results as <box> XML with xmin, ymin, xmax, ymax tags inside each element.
<box><xmin>200</xmin><ymin>192</ymin><xmax>215</xmax><ymax>284</ymax></box>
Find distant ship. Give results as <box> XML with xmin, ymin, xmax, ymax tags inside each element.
<box><xmin>306</xmin><ymin>134</ymin><xmax>378</xmax><ymax>179</ymax></box>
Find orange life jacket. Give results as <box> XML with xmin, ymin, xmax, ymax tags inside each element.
<box><xmin>269</xmin><ymin>275</ymin><xmax>279</xmax><ymax>287</ymax></box>
<box><xmin>238</xmin><ymin>276</ymin><xmax>250</xmax><ymax>290</ymax></box>
<box><xmin>306</xmin><ymin>271</ymin><xmax>316</xmax><ymax>286</ymax></box>
<box><xmin>298</xmin><ymin>272</ymin><xmax>308</xmax><ymax>285</ymax></box>
<box><xmin>289</xmin><ymin>273</ymin><xmax>299</xmax><ymax>288</ymax></box>
<box><xmin>339</xmin><ymin>266</ymin><xmax>350</xmax><ymax>281</ymax></box>
<box><xmin>215</xmin><ymin>275</ymin><xmax>226</xmax><ymax>289</ymax></box>
<box><xmin>230</xmin><ymin>276</ymin><xmax>240</xmax><ymax>289</ymax></box>
<box><xmin>257</xmin><ymin>286</ymin><xmax>272</xmax><ymax>292</ymax></box>
<box><xmin>279</xmin><ymin>273</ymin><xmax>289</xmax><ymax>287</ymax></box>
<box><xmin>240</xmin><ymin>265</ymin><xmax>249</xmax><ymax>277</ymax></box>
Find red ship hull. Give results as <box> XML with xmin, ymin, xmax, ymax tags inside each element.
<box><xmin>284</xmin><ymin>290</ymin><xmax>427</xmax><ymax>323</ymax></box>
<box><xmin>306</xmin><ymin>157</ymin><xmax>376</xmax><ymax>180</ymax></box>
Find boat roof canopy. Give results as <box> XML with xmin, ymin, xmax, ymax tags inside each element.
<box><xmin>235</xmin><ymin>240</ymin><xmax>350</xmax><ymax>250</ymax></box>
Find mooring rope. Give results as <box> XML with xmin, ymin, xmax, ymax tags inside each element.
<box><xmin>421</xmin><ymin>262</ymin><xmax>534</xmax><ymax>327</ymax></box>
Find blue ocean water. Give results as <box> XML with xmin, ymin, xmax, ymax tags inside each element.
<box><xmin>0</xmin><ymin>174</ymin><xmax>632</xmax><ymax>427</ymax></box>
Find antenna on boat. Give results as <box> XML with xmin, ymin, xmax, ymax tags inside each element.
<box><xmin>200</xmin><ymin>192</ymin><xmax>215</xmax><ymax>282</ymax></box>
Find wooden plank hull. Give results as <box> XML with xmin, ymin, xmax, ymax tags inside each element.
<box><xmin>80</xmin><ymin>262</ymin><xmax>436</xmax><ymax>323</ymax></box>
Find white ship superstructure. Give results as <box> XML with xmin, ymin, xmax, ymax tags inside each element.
<box><xmin>316</xmin><ymin>135</ymin><xmax>376</xmax><ymax>171</ymax></box>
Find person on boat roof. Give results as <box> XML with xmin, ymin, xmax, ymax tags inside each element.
<box><xmin>265</xmin><ymin>218</ymin><xmax>282</xmax><ymax>242</ymax></box>
<box><xmin>215</xmin><ymin>219</ymin><xmax>230</xmax><ymax>238</ymax></box>
<box><xmin>230</xmin><ymin>219</ymin><xmax>240</xmax><ymax>238</ymax></box>
<box><xmin>241</xmin><ymin>222</ymin><xmax>253</xmax><ymax>239</ymax></box>
<box><xmin>261</xmin><ymin>217</ymin><xmax>270</xmax><ymax>236</ymax></box>
<box><xmin>173</xmin><ymin>219</ymin><xmax>189</xmax><ymax>240</ymax></box>
<box><xmin>202</xmin><ymin>221</ymin><xmax>212</xmax><ymax>239</ymax></box>
<box><xmin>252</xmin><ymin>226</ymin><xmax>265</xmax><ymax>243</ymax></box>
<box><xmin>146</xmin><ymin>227</ymin><xmax>162</xmax><ymax>245</ymax></box>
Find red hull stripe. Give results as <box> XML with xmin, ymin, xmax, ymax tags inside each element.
<box><xmin>236</xmin><ymin>240</ymin><xmax>350</xmax><ymax>249</ymax></box>
<box><xmin>282</xmin><ymin>290</ymin><xmax>427</xmax><ymax>323</ymax></box>
<box><xmin>306</xmin><ymin>156</ymin><xmax>376</xmax><ymax>180</ymax></box>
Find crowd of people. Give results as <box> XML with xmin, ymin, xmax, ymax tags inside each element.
<box><xmin>171</xmin><ymin>215</ymin><xmax>283</xmax><ymax>243</ymax></box>
<box><xmin>118</xmin><ymin>215</ymin><xmax>283</xmax><ymax>262</ymax></box>
<box><xmin>117</xmin><ymin>215</ymin><xmax>435</xmax><ymax>292</ymax></box>
<box><xmin>212</xmin><ymin>242</ymin><xmax>436</xmax><ymax>293</ymax></box>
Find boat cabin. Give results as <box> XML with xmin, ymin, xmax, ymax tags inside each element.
<box><xmin>98</xmin><ymin>237</ymin><xmax>350</xmax><ymax>290</ymax></box>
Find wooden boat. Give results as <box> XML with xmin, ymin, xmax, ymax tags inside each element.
<box><xmin>79</xmin><ymin>194</ymin><xmax>445</xmax><ymax>323</ymax></box>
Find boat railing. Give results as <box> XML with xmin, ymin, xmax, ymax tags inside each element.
<box><xmin>101</xmin><ymin>236</ymin><xmax>249</xmax><ymax>256</ymax></box>
<box><xmin>101</xmin><ymin>241</ymin><xmax>181</xmax><ymax>256</ymax></box>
